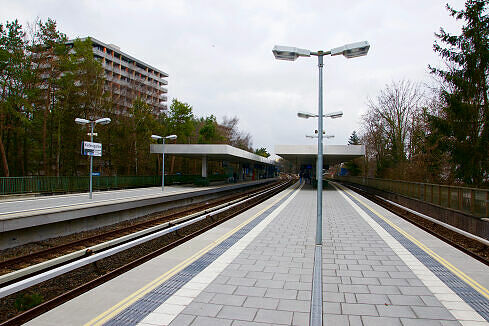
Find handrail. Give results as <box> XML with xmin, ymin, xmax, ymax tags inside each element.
<box><xmin>334</xmin><ymin>176</ymin><xmax>489</xmax><ymax>218</ymax></box>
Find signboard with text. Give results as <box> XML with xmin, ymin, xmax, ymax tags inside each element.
<box><xmin>82</xmin><ymin>141</ymin><xmax>102</xmax><ymax>157</ymax></box>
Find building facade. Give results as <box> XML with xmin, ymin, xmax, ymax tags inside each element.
<box><xmin>67</xmin><ymin>37</ymin><xmax>168</xmax><ymax>115</ymax></box>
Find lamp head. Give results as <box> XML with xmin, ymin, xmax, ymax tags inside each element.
<box><xmin>325</xmin><ymin>110</ymin><xmax>344</xmax><ymax>119</ymax></box>
<box><xmin>151</xmin><ymin>134</ymin><xmax>163</xmax><ymax>140</ymax></box>
<box><xmin>330</xmin><ymin>41</ymin><xmax>370</xmax><ymax>59</ymax></box>
<box><xmin>297</xmin><ymin>111</ymin><xmax>316</xmax><ymax>119</ymax></box>
<box><xmin>75</xmin><ymin>118</ymin><xmax>90</xmax><ymax>125</ymax></box>
<box><xmin>95</xmin><ymin>117</ymin><xmax>111</xmax><ymax>125</ymax></box>
<box><xmin>273</xmin><ymin>45</ymin><xmax>311</xmax><ymax>61</ymax></box>
<box><xmin>165</xmin><ymin>135</ymin><xmax>177</xmax><ymax>140</ymax></box>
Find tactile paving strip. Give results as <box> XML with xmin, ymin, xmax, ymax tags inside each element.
<box><xmin>346</xmin><ymin>193</ymin><xmax>489</xmax><ymax>322</ymax></box>
<box><xmin>103</xmin><ymin>189</ymin><xmax>295</xmax><ymax>326</ymax></box>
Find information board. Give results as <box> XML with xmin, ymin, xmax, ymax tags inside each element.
<box><xmin>82</xmin><ymin>141</ymin><xmax>102</xmax><ymax>157</ymax></box>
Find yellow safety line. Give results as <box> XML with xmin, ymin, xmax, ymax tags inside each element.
<box><xmin>84</xmin><ymin>184</ymin><xmax>299</xmax><ymax>326</ymax></box>
<box><xmin>333</xmin><ymin>182</ymin><xmax>489</xmax><ymax>300</ymax></box>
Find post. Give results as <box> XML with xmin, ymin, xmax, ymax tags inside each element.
<box><xmin>162</xmin><ymin>138</ymin><xmax>165</xmax><ymax>191</ymax></box>
<box><xmin>316</xmin><ymin>54</ymin><xmax>324</xmax><ymax>246</ymax></box>
<box><xmin>89</xmin><ymin>122</ymin><xmax>94</xmax><ymax>199</ymax></box>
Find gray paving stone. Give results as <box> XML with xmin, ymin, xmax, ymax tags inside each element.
<box><xmin>189</xmin><ymin>316</ymin><xmax>232</xmax><ymax>326</ymax></box>
<box><xmin>204</xmin><ymin>284</ymin><xmax>237</xmax><ymax>295</ymax></box>
<box><xmin>265</xmin><ymin>288</ymin><xmax>297</xmax><ymax>299</ymax></box>
<box><xmin>183</xmin><ymin>302</ymin><xmax>223</xmax><ymax>317</ymax></box>
<box><xmin>323</xmin><ymin>313</ymin><xmax>349</xmax><ymax>325</ymax></box>
<box><xmin>341</xmin><ymin>303</ymin><xmax>378</xmax><ymax>316</ymax></box>
<box><xmin>231</xmin><ymin>321</ymin><xmax>270</xmax><ymax>326</ymax></box>
<box><xmin>368</xmin><ymin>285</ymin><xmax>401</xmax><ymax>295</ymax></box>
<box><xmin>400</xmin><ymin>318</ymin><xmax>457</xmax><ymax>326</ymax></box>
<box><xmin>361</xmin><ymin>316</ymin><xmax>402</xmax><ymax>326</ymax></box>
<box><xmin>273</xmin><ymin>272</ymin><xmax>300</xmax><ymax>282</ymax></box>
<box><xmin>168</xmin><ymin>314</ymin><xmax>195</xmax><ymax>326</ymax></box>
<box><xmin>323</xmin><ymin>291</ymin><xmax>345</xmax><ymax>302</ymax></box>
<box><xmin>399</xmin><ymin>286</ymin><xmax>432</xmax><ymax>296</ymax></box>
<box><xmin>210</xmin><ymin>294</ymin><xmax>246</xmax><ymax>306</ymax></box>
<box><xmin>297</xmin><ymin>290</ymin><xmax>311</xmax><ymax>301</ymax></box>
<box><xmin>323</xmin><ymin>301</ymin><xmax>341</xmax><ymax>314</ymax></box>
<box><xmin>243</xmin><ymin>296</ymin><xmax>279</xmax><ymax>310</ymax></box>
<box><xmin>351</xmin><ymin>277</ymin><xmax>380</xmax><ymax>285</ymax></box>
<box><xmin>245</xmin><ymin>271</ymin><xmax>274</xmax><ymax>280</ymax></box>
<box><xmin>277</xmin><ymin>299</ymin><xmax>310</xmax><ymax>312</ymax></box>
<box><xmin>254</xmin><ymin>279</ymin><xmax>285</xmax><ymax>289</ymax></box>
<box><xmin>227</xmin><ymin>277</ymin><xmax>256</xmax><ymax>287</ymax></box>
<box><xmin>345</xmin><ymin>292</ymin><xmax>356</xmax><ymax>303</ymax></box>
<box><xmin>388</xmin><ymin>294</ymin><xmax>424</xmax><ymax>306</ymax></box>
<box><xmin>356</xmin><ymin>293</ymin><xmax>390</xmax><ymax>305</ymax></box>
<box><xmin>411</xmin><ymin>306</ymin><xmax>457</xmax><ymax>320</ymax></box>
<box><xmin>292</xmin><ymin>312</ymin><xmax>309</xmax><ymax>326</ymax></box>
<box><xmin>349</xmin><ymin>315</ymin><xmax>363</xmax><ymax>326</ymax></box>
<box><xmin>420</xmin><ymin>296</ymin><xmax>444</xmax><ymax>307</ymax></box>
<box><xmin>254</xmin><ymin>309</ymin><xmax>293</xmax><ymax>324</ymax></box>
<box><xmin>338</xmin><ymin>284</ymin><xmax>370</xmax><ymax>293</ymax></box>
<box><xmin>377</xmin><ymin>304</ymin><xmax>416</xmax><ymax>318</ymax></box>
<box><xmin>217</xmin><ymin>306</ymin><xmax>257</xmax><ymax>322</ymax></box>
<box><xmin>234</xmin><ymin>286</ymin><xmax>267</xmax><ymax>297</ymax></box>
<box><xmin>193</xmin><ymin>292</ymin><xmax>215</xmax><ymax>303</ymax></box>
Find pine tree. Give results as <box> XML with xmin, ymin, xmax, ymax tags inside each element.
<box><xmin>428</xmin><ymin>0</ymin><xmax>489</xmax><ymax>185</ymax></box>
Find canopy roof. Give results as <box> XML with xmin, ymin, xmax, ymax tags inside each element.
<box><xmin>275</xmin><ymin>144</ymin><xmax>364</xmax><ymax>167</ymax></box>
<box><xmin>150</xmin><ymin>144</ymin><xmax>275</xmax><ymax>165</ymax></box>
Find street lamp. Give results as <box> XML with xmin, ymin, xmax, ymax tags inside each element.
<box><xmin>151</xmin><ymin>134</ymin><xmax>177</xmax><ymax>191</ymax></box>
<box><xmin>273</xmin><ymin>41</ymin><xmax>369</xmax><ymax>246</ymax></box>
<box><xmin>75</xmin><ymin>117</ymin><xmax>111</xmax><ymax>199</ymax></box>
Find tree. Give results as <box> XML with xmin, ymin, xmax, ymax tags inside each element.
<box><xmin>428</xmin><ymin>0</ymin><xmax>489</xmax><ymax>185</ymax></box>
<box><xmin>254</xmin><ymin>147</ymin><xmax>270</xmax><ymax>158</ymax></box>
<box><xmin>348</xmin><ymin>131</ymin><xmax>361</xmax><ymax>145</ymax></box>
<box><xmin>0</xmin><ymin>20</ymin><xmax>33</xmax><ymax>176</ymax></box>
<box><xmin>198</xmin><ymin>115</ymin><xmax>222</xmax><ymax>144</ymax></box>
<box><xmin>220</xmin><ymin>116</ymin><xmax>253</xmax><ymax>152</ymax></box>
<box><xmin>362</xmin><ymin>80</ymin><xmax>424</xmax><ymax>178</ymax></box>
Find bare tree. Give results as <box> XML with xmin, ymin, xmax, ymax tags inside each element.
<box><xmin>362</xmin><ymin>80</ymin><xmax>425</xmax><ymax>178</ymax></box>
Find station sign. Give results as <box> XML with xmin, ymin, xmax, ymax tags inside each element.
<box><xmin>82</xmin><ymin>141</ymin><xmax>102</xmax><ymax>157</ymax></box>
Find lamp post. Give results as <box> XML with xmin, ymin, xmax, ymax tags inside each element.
<box><xmin>273</xmin><ymin>41</ymin><xmax>369</xmax><ymax>246</ymax></box>
<box><xmin>151</xmin><ymin>134</ymin><xmax>177</xmax><ymax>191</ymax></box>
<box><xmin>75</xmin><ymin>117</ymin><xmax>111</xmax><ymax>199</ymax></box>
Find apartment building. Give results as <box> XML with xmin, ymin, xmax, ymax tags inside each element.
<box><xmin>67</xmin><ymin>37</ymin><xmax>168</xmax><ymax>115</ymax></box>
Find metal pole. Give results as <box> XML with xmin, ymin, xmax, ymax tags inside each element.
<box><xmin>162</xmin><ymin>138</ymin><xmax>165</xmax><ymax>192</ymax></box>
<box><xmin>89</xmin><ymin>122</ymin><xmax>94</xmax><ymax>199</ymax></box>
<box><xmin>316</xmin><ymin>54</ymin><xmax>324</xmax><ymax>245</ymax></box>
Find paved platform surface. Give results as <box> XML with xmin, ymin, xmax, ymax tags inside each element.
<box><xmin>25</xmin><ymin>182</ymin><xmax>489</xmax><ymax>326</ymax></box>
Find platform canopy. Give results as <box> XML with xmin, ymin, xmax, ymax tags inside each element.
<box><xmin>274</xmin><ymin>144</ymin><xmax>365</xmax><ymax>168</ymax></box>
<box><xmin>150</xmin><ymin>144</ymin><xmax>275</xmax><ymax>165</ymax></box>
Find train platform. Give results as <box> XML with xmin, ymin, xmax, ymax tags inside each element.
<box><xmin>25</xmin><ymin>181</ymin><xmax>489</xmax><ymax>326</ymax></box>
<box><xmin>0</xmin><ymin>179</ymin><xmax>274</xmax><ymax>249</ymax></box>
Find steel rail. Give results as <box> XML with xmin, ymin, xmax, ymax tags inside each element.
<box><xmin>0</xmin><ymin>180</ymin><xmax>294</xmax><ymax>326</ymax></box>
<box><xmin>0</xmin><ymin>181</ymin><xmax>288</xmax><ymax>299</ymax></box>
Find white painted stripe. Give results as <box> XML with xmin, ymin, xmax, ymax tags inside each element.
<box><xmin>136</xmin><ymin>183</ymin><xmax>304</xmax><ymax>326</ymax></box>
<box><xmin>333</xmin><ymin>183</ymin><xmax>486</xmax><ymax>325</ymax></box>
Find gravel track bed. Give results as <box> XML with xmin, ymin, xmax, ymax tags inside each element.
<box><xmin>345</xmin><ymin>184</ymin><xmax>489</xmax><ymax>262</ymax></box>
<box><xmin>0</xmin><ymin>182</ymin><xmax>285</xmax><ymax>323</ymax></box>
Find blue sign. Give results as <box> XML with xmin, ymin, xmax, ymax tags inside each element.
<box><xmin>91</xmin><ymin>172</ymin><xmax>101</xmax><ymax>176</ymax></box>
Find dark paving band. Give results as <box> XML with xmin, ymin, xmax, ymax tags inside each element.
<box><xmin>344</xmin><ymin>191</ymin><xmax>489</xmax><ymax>322</ymax></box>
<box><xmin>104</xmin><ymin>186</ymin><xmax>298</xmax><ymax>326</ymax></box>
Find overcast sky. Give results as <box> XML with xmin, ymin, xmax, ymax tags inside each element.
<box><xmin>2</xmin><ymin>0</ymin><xmax>466</xmax><ymax>155</ymax></box>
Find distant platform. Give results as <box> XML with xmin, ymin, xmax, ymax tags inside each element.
<box><xmin>275</xmin><ymin>144</ymin><xmax>364</xmax><ymax>167</ymax></box>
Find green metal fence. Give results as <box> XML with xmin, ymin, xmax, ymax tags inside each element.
<box><xmin>335</xmin><ymin>176</ymin><xmax>489</xmax><ymax>218</ymax></box>
<box><xmin>0</xmin><ymin>174</ymin><xmax>230</xmax><ymax>195</ymax></box>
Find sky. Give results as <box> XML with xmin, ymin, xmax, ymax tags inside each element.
<box><xmin>1</xmin><ymin>0</ymin><xmax>466</xmax><ymax>156</ymax></box>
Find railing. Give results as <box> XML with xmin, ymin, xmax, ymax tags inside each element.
<box><xmin>334</xmin><ymin>176</ymin><xmax>489</xmax><ymax>218</ymax></box>
<box><xmin>0</xmin><ymin>174</ymin><xmax>230</xmax><ymax>195</ymax></box>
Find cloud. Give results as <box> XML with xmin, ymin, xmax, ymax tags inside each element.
<box><xmin>0</xmin><ymin>0</ymin><xmax>466</xmax><ymax>153</ymax></box>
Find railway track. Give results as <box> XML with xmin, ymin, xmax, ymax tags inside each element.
<box><xmin>339</xmin><ymin>182</ymin><xmax>489</xmax><ymax>265</ymax></box>
<box><xmin>0</xmin><ymin>178</ymin><xmax>295</xmax><ymax>325</ymax></box>
<box><xmin>0</xmin><ymin>180</ymin><xmax>279</xmax><ymax>276</ymax></box>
